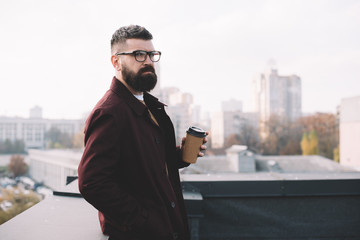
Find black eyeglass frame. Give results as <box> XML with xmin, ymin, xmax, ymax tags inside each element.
<box><xmin>115</xmin><ymin>50</ymin><xmax>162</xmax><ymax>62</ymax></box>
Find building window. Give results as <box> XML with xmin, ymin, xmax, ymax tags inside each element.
<box><xmin>26</xmin><ymin>124</ymin><xmax>33</xmax><ymax>141</ymax></box>
<box><xmin>5</xmin><ymin>123</ymin><xmax>16</xmax><ymax>141</ymax></box>
<box><xmin>34</xmin><ymin>124</ymin><xmax>44</xmax><ymax>142</ymax></box>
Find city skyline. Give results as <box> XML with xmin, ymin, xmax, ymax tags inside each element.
<box><xmin>1</xmin><ymin>0</ymin><xmax>359</xmax><ymax>119</ymax></box>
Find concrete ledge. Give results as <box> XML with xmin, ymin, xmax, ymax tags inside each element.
<box><xmin>0</xmin><ymin>195</ymin><xmax>107</xmax><ymax>240</ymax></box>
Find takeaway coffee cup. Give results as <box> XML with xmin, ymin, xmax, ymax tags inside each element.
<box><xmin>182</xmin><ymin>126</ymin><xmax>207</xmax><ymax>164</ymax></box>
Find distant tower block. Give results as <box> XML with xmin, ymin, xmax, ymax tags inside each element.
<box><xmin>267</xmin><ymin>58</ymin><xmax>277</xmax><ymax>70</ymax></box>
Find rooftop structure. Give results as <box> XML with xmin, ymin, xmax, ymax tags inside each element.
<box><xmin>182</xmin><ymin>145</ymin><xmax>355</xmax><ymax>175</ymax></box>
<box><xmin>28</xmin><ymin>149</ymin><xmax>80</xmax><ymax>191</ymax></box>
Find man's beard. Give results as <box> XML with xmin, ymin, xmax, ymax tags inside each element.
<box><xmin>121</xmin><ymin>64</ymin><xmax>157</xmax><ymax>92</ymax></box>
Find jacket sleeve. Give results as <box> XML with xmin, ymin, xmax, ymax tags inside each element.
<box><xmin>175</xmin><ymin>146</ymin><xmax>190</xmax><ymax>169</ymax></box>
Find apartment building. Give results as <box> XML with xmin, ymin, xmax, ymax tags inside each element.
<box><xmin>0</xmin><ymin>107</ymin><xmax>84</xmax><ymax>149</ymax></box>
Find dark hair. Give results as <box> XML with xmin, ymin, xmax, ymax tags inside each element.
<box><xmin>111</xmin><ymin>25</ymin><xmax>153</xmax><ymax>53</ymax></box>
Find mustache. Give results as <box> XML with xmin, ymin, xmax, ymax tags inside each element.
<box><xmin>139</xmin><ymin>66</ymin><xmax>155</xmax><ymax>74</ymax></box>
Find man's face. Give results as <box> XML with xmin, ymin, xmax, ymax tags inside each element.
<box><xmin>119</xmin><ymin>39</ymin><xmax>157</xmax><ymax>92</ymax></box>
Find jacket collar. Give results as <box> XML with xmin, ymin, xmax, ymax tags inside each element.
<box><xmin>110</xmin><ymin>77</ymin><xmax>165</xmax><ymax>116</ymax></box>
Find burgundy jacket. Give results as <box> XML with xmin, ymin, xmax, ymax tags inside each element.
<box><xmin>78</xmin><ymin>77</ymin><xmax>190</xmax><ymax>240</ymax></box>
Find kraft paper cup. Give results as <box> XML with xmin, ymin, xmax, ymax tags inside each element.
<box><xmin>182</xmin><ymin>126</ymin><xmax>207</xmax><ymax>164</ymax></box>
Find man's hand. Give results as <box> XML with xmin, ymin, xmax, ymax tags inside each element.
<box><xmin>181</xmin><ymin>131</ymin><xmax>209</xmax><ymax>157</ymax></box>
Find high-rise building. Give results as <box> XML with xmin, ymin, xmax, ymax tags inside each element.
<box><xmin>221</xmin><ymin>99</ymin><xmax>243</xmax><ymax>112</ymax></box>
<box><xmin>157</xmin><ymin>87</ymin><xmax>194</xmax><ymax>145</ymax></box>
<box><xmin>210</xmin><ymin>111</ymin><xmax>225</xmax><ymax>148</ymax></box>
<box><xmin>253</xmin><ymin>65</ymin><xmax>301</xmax><ymax>137</ymax></box>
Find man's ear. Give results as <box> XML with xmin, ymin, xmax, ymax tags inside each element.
<box><xmin>111</xmin><ymin>55</ymin><xmax>121</xmax><ymax>71</ymax></box>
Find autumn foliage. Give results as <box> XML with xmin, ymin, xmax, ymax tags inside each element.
<box><xmin>301</xmin><ymin>130</ymin><xmax>319</xmax><ymax>155</ymax></box>
<box><xmin>8</xmin><ymin>155</ymin><xmax>28</xmax><ymax>178</ymax></box>
<box><xmin>221</xmin><ymin>113</ymin><xmax>339</xmax><ymax>159</ymax></box>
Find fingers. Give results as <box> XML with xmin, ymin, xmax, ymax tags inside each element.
<box><xmin>203</xmin><ymin>132</ymin><xmax>209</xmax><ymax>144</ymax></box>
<box><xmin>198</xmin><ymin>144</ymin><xmax>207</xmax><ymax>157</ymax></box>
<box><xmin>181</xmin><ymin>137</ymin><xmax>186</xmax><ymax>147</ymax></box>
<box><xmin>198</xmin><ymin>132</ymin><xmax>209</xmax><ymax>157</ymax></box>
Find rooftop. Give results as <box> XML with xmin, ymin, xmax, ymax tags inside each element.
<box><xmin>182</xmin><ymin>151</ymin><xmax>356</xmax><ymax>175</ymax></box>
<box><xmin>1</xmin><ymin>148</ymin><xmax>359</xmax><ymax>239</ymax></box>
<box><xmin>0</xmin><ymin>172</ymin><xmax>359</xmax><ymax>240</ymax></box>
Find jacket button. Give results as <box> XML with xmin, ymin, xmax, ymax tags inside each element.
<box><xmin>155</xmin><ymin>137</ymin><xmax>161</xmax><ymax>144</ymax></box>
<box><xmin>171</xmin><ymin>202</ymin><xmax>175</xmax><ymax>208</ymax></box>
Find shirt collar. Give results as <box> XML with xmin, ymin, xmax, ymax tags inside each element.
<box><xmin>133</xmin><ymin>93</ymin><xmax>144</xmax><ymax>101</ymax></box>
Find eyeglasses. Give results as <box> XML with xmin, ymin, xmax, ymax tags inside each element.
<box><xmin>115</xmin><ymin>50</ymin><xmax>161</xmax><ymax>62</ymax></box>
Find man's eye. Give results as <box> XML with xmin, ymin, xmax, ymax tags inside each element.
<box><xmin>135</xmin><ymin>51</ymin><xmax>146</xmax><ymax>57</ymax></box>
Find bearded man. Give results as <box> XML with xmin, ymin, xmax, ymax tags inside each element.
<box><xmin>78</xmin><ymin>25</ymin><xmax>207</xmax><ymax>240</ymax></box>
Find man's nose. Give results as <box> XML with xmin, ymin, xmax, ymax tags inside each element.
<box><xmin>144</xmin><ymin>54</ymin><xmax>153</xmax><ymax>65</ymax></box>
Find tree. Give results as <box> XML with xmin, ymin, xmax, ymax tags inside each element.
<box><xmin>72</xmin><ymin>131</ymin><xmax>85</xmax><ymax>149</ymax></box>
<box><xmin>224</xmin><ymin>134</ymin><xmax>241</xmax><ymax>148</ymax></box>
<box><xmin>297</xmin><ymin>113</ymin><xmax>338</xmax><ymax>159</ymax></box>
<box><xmin>45</xmin><ymin>127</ymin><xmax>62</xmax><ymax>148</ymax></box>
<box><xmin>8</xmin><ymin>155</ymin><xmax>28</xmax><ymax>178</ymax></box>
<box><xmin>224</xmin><ymin>121</ymin><xmax>260</xmax><ymax>152</ymax></box>
<box><xmin>237</xmin><ymin>122</ymin><xmax>260</xmax><ymax>152</ymax></box>
<box><xmin>4</xmin><ymin>139</ymin><xmax>12</xmax><ymax>153</ymax></box>
<box><xmin>45</xmin><ymin>127</ymin><xmax>73</xmax><ymax>149</ymax></box>
<box><xmin>0</xmin><ymin>139</ymin><xmax>25</xmax><ymax>154</ymax></box>
<box><xmin>301</xmin><ymin>133</ymin><xmax>310</xmax><ymax>155</ymax></box>
<box><xmin>308</xmin><ymin>130</ymin><xmax>319</xmax><ymax>155</ymax></box>
<box><xmin>333</xmin><ymin>146</ymin><xmax>340</xmax><ymax>162</ymax></box>
<box><xmin>301</xmin><ymin>130</ymin><xmax>319</xmax><ymax>155</ymax></box>
<box><xmin>0</xmin><ymin>139</ymin><xmax>26</xmax><ymax>154</ymax></box>
<box><xmin>12</xmin><ymin>140</ymin><xmax>26</xmax><ymax>153</ymax></box>
<box><xmin>279</xmin><ymin>120</ymin><xmax>303</xmax><ymax>155</ymax></box>
<box><xmin>260</xmin><ymin>115</ymin><xmax>302</xmax><ymax>155</ymax></box>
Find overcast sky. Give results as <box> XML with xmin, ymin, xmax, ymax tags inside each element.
<box><xmin>0</xmin><ymin>0</ymin><xmax>359</xmax><ymax>119</ymax></box>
